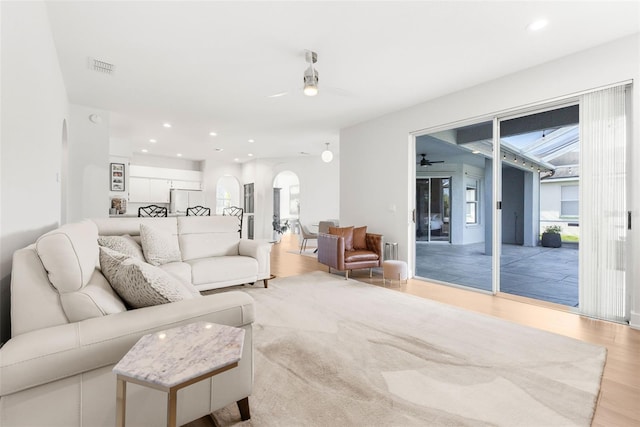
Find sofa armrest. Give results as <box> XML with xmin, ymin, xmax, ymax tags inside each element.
<box><xmin>0</xmin><ymin>291</ymin><xmax>254</xmax><ymax>396</ymax></box>
<box><xmin>365</xmin><ymin>233</ymin><xmax>384</xmax><ymax>260</ymax></box>
<box><xmin>238</xmin><ymin>239</ymin><xmax>272</xmax><ymax>279</ymax></box>
<box><xmin>318</xmin><ymin>233</ymin><xmax>345</xmax><ymax>271</ymax></box>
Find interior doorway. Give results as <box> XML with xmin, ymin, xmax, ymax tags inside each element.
<box><xmin>273</xmin><ymin>171</ymin><xmax>300</xmax><ymax>238</ymax></box>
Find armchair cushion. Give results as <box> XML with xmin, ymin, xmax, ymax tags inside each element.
<box><xmin>353</xmin><ymin>226</ymin><xmax>367</xmax><ymax>250</ymax></box>
<box><xmin>329</xmin><ymin>226</ymin><xmax>354</xmax><ymax>251</ymax></box>
<box><xmin>345</xmin><ymin>250</ymin><xmax>379</xmax><ymax>263</ymax></box>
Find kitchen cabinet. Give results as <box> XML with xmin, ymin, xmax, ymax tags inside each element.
<box><xmin>129</xmin><ymin>177</ymin><xmax>171</xmax><ymax>203</ymax></box>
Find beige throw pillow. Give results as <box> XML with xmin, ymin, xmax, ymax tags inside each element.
<box><xmin>140</xmin><ymin>223</ymin><xmax>182</xmax><ymax>266</ymax></box>
<box><xmin>98</xmin><ymin>235</ymin><xmax>145</xmax><ymax>261</ymax></box>
<box><xmin>99</xmin><ymin>246</ymin><xmax>198</xmax><ymax>309</ymax></box>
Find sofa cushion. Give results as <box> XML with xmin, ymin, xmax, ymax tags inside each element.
<box><xmin>140</xmin><ymin>223</ymin><xmax>182</xmax><ymax>266</ymax></box>
<box><xmin>98</xmin><ymin>235</ymin><xmax>145</xmax><ymax>261</ymax></box>
<box><xmin>353</xmin><ymin>226</ymin><xmax>368</xmax><ymax>250</ymax></box>
<box><xmin>105</xmin><ymin>252</ymin><xmax>200</xmax><ymax>309</ymax></box>
<box><xmin>188</xmin><ymin>256</ymin><xmax>258</xmax><ymax>286</ymax></box>
<box><xmin>159</xmin><ymin>262</ymin><xmax>200</xmax><ymax>297</ymax></box>
<box><xmin>35</xmin><ymin>219</ymin><xmax>99</xmax><ymax>292</ymax></box>
<box><xmin>177</xmin><ymin>216</ymin><xmax>240</xmax><ymax>261</ymax></box>
<box><xmin>329</xmin><ymin>226</ymin><xmax>354</xmax><ymax>251</ymax></box>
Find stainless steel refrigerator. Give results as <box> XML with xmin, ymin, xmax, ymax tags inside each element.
<box><xmin>169</xmin><ymin>189</ymin><xmax>205</xmax><ymax>214</ymax></box>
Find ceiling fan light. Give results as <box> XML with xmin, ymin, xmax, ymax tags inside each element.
<box><xmin>304</xmin><ymin>83</ymin><xmax>318</xmax><ymax>97</ymax></box>
<box><xmin>303</xmin><ymin>65</ymin><xmax>319</xmax><ymax>96</ymax></box>
<box><xmin>321</xmin><ymin>143</ymin><xmax>333</xmax><ymax>162</ymax></box>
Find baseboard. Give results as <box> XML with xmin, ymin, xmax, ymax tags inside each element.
<box><xmin>630</xmin><ymin>310</ymin><xmax>640</xmax><ymax>330</ymax></box>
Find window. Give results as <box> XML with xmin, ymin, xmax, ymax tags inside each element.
<box><xmin>561</xmin><ymin>185</ymin><xmax>579</xmax><ymax>217</ymax></box>
<box><xmin>216</xmin><ymin>188</ymin><xmax>231</xmax><ymax>215</ymax></box>
<box><xmin>466</xmin><ymin>182</ymin><xmax>479</xmax><ymax>224</ymax></box>
<box><xmin>215</xmin><ymin>176</ymin><xmax>240</xmax><ymax>215</ymax></box>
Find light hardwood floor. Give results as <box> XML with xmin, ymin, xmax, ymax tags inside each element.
<box><xmin>193</xmin><ymin>233</ymin><xmax>640</xmax><ymax>427</ymax></box>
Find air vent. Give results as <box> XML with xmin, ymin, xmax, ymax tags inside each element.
<box><xmin>89</xmin><ymin>57</ymin><xmax>115</xmax><ymax>75</ymax></box>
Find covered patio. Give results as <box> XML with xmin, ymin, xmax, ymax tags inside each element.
<box><xmin>415</xmin><ymin>242</ymin><xmax>578</xmax><ymax>307</ymax></box>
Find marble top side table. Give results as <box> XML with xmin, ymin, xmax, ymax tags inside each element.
<box><xmin>113</xmin><ymin>321</ymin><xmax>245</xmax><ymax>427</ymax></box>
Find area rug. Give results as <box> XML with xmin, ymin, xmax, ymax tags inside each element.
<box><xmin>210</xmin><ymin>271</ymin><xmax>606</xmax><ymax>426</ymax></box>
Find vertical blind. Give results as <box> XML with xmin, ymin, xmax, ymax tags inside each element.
<box><xmin>579</xmin><ymin>85</ymin><xmax>628</xmax><ymax>322</ymax></box>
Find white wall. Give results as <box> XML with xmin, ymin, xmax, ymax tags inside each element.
<box><xmin>235</xmin><ymin>155</ymin><xmax>339</xmax><ymax>240</ymax></box>
<box><xmin>66</xmin><ymin>104</ymin><xmax>111</xmax><ymax>222</ymax></box>
<box><xmin>340</xmin><ymin>34</ymin><xmax>640</xmax><ymax>327</ymax></box>
<box><xmin>0</xmin><ymin>1</ymin><xmax>69</xmax><ymax>343</ymax></box>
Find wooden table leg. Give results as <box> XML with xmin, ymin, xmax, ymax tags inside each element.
<box><xmin>167</xmin><ymin>388</ymin><xmax>178</xmax><ymax>427</ymax></box>
<box><xmin>236</xmin><ymin>397</ymin><xmax>251</xmax><ymax>421</ymax></box>
<box><xmin>116</xmin><ymin>377</ymin><xmax>126</xmax><ymax>427</ymax></box>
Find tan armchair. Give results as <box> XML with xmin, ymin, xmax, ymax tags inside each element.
<box><xmin>317</xmin><ymin>226</ymin><xmax>383</xmax><ymax>279</ymax></box>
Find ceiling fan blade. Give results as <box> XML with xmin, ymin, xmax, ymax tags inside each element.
<box><xmin>430</xmin><ymin>160</ymin><xmax>445</xmax><ymax>164</ymax></box>
<box><xmin>267</xmin><ymin>91</ymin><xmax>290</xmax><ymax>98</ymax></box>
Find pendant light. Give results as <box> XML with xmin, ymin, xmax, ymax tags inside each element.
<box><xmin>321</xmin><ymin>143</ymin><xmax>333</xmax><ymax>163</ymax></box>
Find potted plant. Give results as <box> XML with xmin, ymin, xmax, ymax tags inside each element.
<box><xmin>541</xmin><ymin>225</ymin><xmax>562</xmax><ymax>248</ymax></box>
<box><xmin>271</xmin><ymin>216</ymin><xmax>290</xmax><ymax>243</ymax></box>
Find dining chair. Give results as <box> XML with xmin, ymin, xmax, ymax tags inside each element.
<box><xmin>186</xmin><ymin>205</ymin><xmax>211</xmax><ymax>216</ymax></box>
<box><xmin>138</xmin><ymin>205</ymin><xmax>168</xmax><ymax>217</ymax></box>
<box><xmin>223</xmin><ymin>206</ymin><xmax>244</xmax><ymax>237</ymax></box>
<box><xmin>300</xmin><ymin>224</ymin><xmax>318</xmax><ymax>253</ymax></box>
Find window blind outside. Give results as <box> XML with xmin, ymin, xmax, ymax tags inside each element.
<box><xmin>579</xmin><ymin>85</ymin><xmax>628</xmax><ymax>322</ymax></box>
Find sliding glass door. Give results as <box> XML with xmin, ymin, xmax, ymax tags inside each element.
<box><xmin>414</xmin><ymin>85</ymin><xmax>629</xmax><ymax>323</ymax></box>
<box><xmin>414</xmin><ymin>121</ymin><xmax>494</xmax><ymax>292</ymax></box>
<box><xmin>416</xmin><ymin>177</ymin><xmax>451</xmax><ymax>243</ymax></box>
<box><xmin>498</xmin><ymin>105</ymin><xmax>581</xmax><ymax>307</ymax></box>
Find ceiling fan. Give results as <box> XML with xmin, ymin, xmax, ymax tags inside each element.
<box><xmin>268</xmin><ymin>50</ymin><xmax>352</xmax><ymax>99</ymax></box>
<box><xmin>418</xmin><ymin>153</ymin><xmax>444</xmax><ymax>167</ymax></box>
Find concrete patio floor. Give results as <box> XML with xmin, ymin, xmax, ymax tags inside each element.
<box><xmin>415</xmin><ymin>242</ymin><xmax>579</xmax><ymax>307</ymax></box>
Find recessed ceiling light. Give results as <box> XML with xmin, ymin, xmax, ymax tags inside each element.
<box><xmin>149</xmin><ymin>139</ymin><xmax>157</xmax><ymax>143</ymax></box>
<box><xmin>248</xmin><ymin>139</ymin><xmax>255</xmax><ymax>143</ymax></box>
<box><xmin>472</xmin><ymin>150</ymin><xmax>480</xmax><ymax>154</ymax></box>
<box><xmin>209</xmin><ymin>132</ymin><xmax>217</xmax><ymax>136</ymax></box>
<box><xmin>177</xmin><ymin>153</ymin><xmax>182</xmax><ymax>157</ymax></box>
<box><xmin>163</xmin><ymin>123</ymin><xmax>172</xmax><ymax>128</ymax></box>
<box><xmin>248</xmin><ymin>153</ymin><xmax>254</xmax><ymax>157</ymax></box>
<box><xmin>141</xmin><ymin>149</ymin><xmax>148</xmax><ymax>153</ymax></box>
<box><xmin>215</xmin><ymin>148</ymin><xmax>224</xmax><ymax>152</ymax></box>
<box><xmin>234</xmin><ymin>158</ymin><xmax>240</xmax><ymax>162</ymax></box>
<box><xmin>527</xmin><ymin>19</ymin><xmax>548</xmax><ymax>32</ymax></box>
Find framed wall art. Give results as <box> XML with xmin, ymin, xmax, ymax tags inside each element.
<box><xmin>110</xmin><ymin>163</ymin><xmax>125</xmax><ymax>191</ymax></box>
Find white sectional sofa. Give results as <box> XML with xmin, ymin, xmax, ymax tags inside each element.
<box><xmin>0</xmin><ymin>215</ymin><xmax>271</xmax><ymax>427</ymax></box>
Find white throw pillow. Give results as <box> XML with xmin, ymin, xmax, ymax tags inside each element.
<box><xmin>98</xmin><ymin>235</ymin><xmax>145</xmax><ymax>261</ymax></box>
<box><xmin>140</xmin><ymin>223</ymin><xmax>182</xmax><ymax>266</ymax></box>
<box><xmin>99</xmin><ymin>246</ymin><xmax>129</xmax><ymax>285</ymax></box>
<box><xmin>99</xmin><ymin>246</ymin><xmax>199</xmax><ymax>309</ymax></box>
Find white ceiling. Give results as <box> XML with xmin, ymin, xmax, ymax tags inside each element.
<box><xmin>45</xmin><ymin>1</ymin><xmax>640</xmax><ymax>164</ymax></box>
